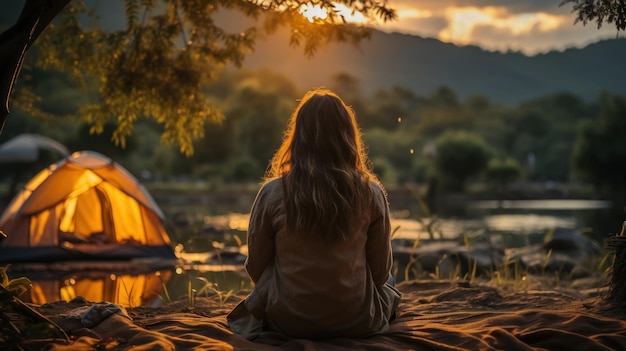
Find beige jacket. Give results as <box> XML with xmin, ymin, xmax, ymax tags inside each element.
<box><xmin>229</xmin><ymin>178</ymin><xmax>401</xmax><ymax>339</ymax></box>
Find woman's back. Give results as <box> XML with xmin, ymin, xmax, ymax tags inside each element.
<box><xmin>228</xmin><ymin>88</ymin><xmax>401</xmax><ymax>340</ymax></box>
<box><xmin>247</xmin><ymin>178</ymin><xmax>394</xmax><ymax>338</ymax></box>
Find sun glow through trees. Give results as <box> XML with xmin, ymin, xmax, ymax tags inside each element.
<box><xmin>299</xmin><ymin>2</ymin><xmax>369</xmax><ymax>24</ymax></box>
<box><xmin>300</xmin><ymin>2</ymin><xmax>328</xmax><ymax>23</ymax></box>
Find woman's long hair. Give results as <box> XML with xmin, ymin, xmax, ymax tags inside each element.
<box><xmin>266</xmin><ymin>88</ymin><xmax>380</xmax><ymax>240</ymax></box>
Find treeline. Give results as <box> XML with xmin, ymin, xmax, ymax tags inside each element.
<box><xmin>3</xmin><ymin>66</ymin><xmax>626</xmax><ymax>201</ymax></box>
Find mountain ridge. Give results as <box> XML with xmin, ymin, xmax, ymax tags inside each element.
<box><xmin>2</xmin><ymin>5</ymin><xmax>622</xmax><ymax>105</ymax></box>
<box><xmin>242</xmin><ymin>28</ymin><xmax>626</xmax><ymax>104</ymax></box>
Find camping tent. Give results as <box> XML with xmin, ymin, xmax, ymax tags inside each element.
<box><xmin>0</xmin><ymin>151</ymin><xmax>176</xmax><ymax>263</ymax></box>
<box><xmin>0</xmin><ymin>133</ymin><xmax>69</xmax><ymax>163</ymax></box>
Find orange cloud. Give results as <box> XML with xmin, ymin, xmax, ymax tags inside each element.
<box><xmin>439</xmin><ymin>6</ymin><xmax>563</xmax><ymax>44</ymax></box>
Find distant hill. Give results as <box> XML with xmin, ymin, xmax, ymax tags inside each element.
<box><xmin>2</xmin><ymin>4</ymin><xmax>623</xmax><ymax>105</ymax></box>
<box><xmin>242</xmin><ymin>29</ymin><xmax>626</xmax><ymax>105</ymax></box>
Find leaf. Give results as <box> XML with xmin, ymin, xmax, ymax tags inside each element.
<box><xmin>6</xmin><ymin>277</ymin><xmax>32</xmax><ymax>296</ymax></box>
<box><xmin>125</xmin><ymin>0</ymin><xmax>140</xmax><ymax>31</ymax></box>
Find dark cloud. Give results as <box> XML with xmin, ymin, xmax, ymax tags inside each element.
<box><xmin>378</xmin><ymin>0</ymin><xmax>617</xmax><ymax>54</ymax></box>
<box><xmin>390</xmin><ymin>0</ymin><xmax>570</xmax><ymax>15</ymax></box>
<box><xmin>382</xmin><ymin>16</ymin><xmax>448</xmax><ymax>38</ymax></box>
<box><xmin>460</xmin><ymin>1</ymin><xmax>564</xmax><ymax>13</ymax></box>
<box><xmin>469</xmin><ymin>20</ymin><xmax>617</xmax><ymax>54</ymax></box>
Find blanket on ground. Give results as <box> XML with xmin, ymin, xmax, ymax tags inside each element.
<box><xmin>36</xmin><ymin>280</ymin><xmax>626</xmax><ymax>351</ymax></box>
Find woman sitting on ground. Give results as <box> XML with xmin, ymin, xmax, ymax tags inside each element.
<box><xmin>228</xmin><ymin>87</ymin><xmax>401</xmax><ymax>339</ymax></box>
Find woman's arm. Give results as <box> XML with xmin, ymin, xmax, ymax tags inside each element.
<box><xmin>366</xmin><ymin>184</ymin><xmax>393</xmax><ymax>286</ymax></box>
<box><xmin>244</xmin><ymin>184</ymin><xmax>276</xmax><ymax>283</ymax></box>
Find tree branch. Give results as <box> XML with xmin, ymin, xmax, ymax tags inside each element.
<box><xmin>0</xmin><ymin>0</ymin><xmax>70</xmax><ymax>133</ymax></box>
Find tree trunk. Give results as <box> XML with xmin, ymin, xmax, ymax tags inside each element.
<box><xmin>0</xmin><ymin>0</ymin><xmax>70</xmax><ymax>134</ymax></box>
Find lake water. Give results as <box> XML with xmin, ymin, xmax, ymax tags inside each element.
<box><xmin>168</xmin><ymin>198</ymin><xmax>620</xmax><ymax>248</ymax></box>
<box><xmin>12</xmin><ymin>198</ymin><xmax>624</xmax><ymax>308</ymax></box>
<box><xmin>391</xmin><ymin>199</ymin><xmax>619</xmax><ymax>247</ymax></box>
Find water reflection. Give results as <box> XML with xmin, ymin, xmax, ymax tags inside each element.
<box><xmin>484</xmin><ymin>214</ymin><xmax>575</xmax><ymax>233</ymax></box>
<box><xmin>19</xmin><ymin>270</ymin><xmax>173</xmax><ymax>307</ymax></box>
<box><xmin>389</xmin><ymin>199</ymin><xmax>618</xmax><ymax>246</ymax></box>
<box><xmin>14</xmin><ymin>267</ymin><xmax>253</xmax><ymax>308</ymax></box>
<box><xmin>11</xmin><ymin>199</ymin><xmax>620</xmax><ymax>307</ymax></box>
<box><xmin>165</xmin><ymin>199</ymin><xmax>618</xmax><ymax>247</ymax></box>
<box><xmin>202</xmin><ymin>213</ymin><xmax>249</xmax><ymax>232</ymax></box>
<box><xmin>470</xmin><ymin>199</ymin><xmax>612</xmax><ymax>210</ymax></box>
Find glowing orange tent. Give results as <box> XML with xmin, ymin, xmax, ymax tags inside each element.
<box><xmin>0</xmin><ymin>151</ymin><xmax>175</xmax><ymax>263</ymax></box>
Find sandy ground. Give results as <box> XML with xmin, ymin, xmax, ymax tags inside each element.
<box><xmin>14</xmin><ymin>278</ymin><xmax>626</xmax><ymax>351</ymax></box>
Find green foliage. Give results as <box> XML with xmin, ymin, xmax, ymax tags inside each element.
<box><xmin>560</xmin><ymin>0</ymin><xmax>626</xmax><ymax>31</ymax></box>
<box><xmin>486</xmin><ymin>157</ymin><xmax>522</xmax><ymax>189</ymax></box>
<box><xmin>427</xmin><ymin>86</ymin><xmax>460</xmax><ymax>108</ymax></box>
<box><xmin>0</xmin><ymin>266</ymin><xmax>70</xmax><ymax>350</ymax></box>
<box><xmin>434</xmin><ymin>131</ymin><xmax>493</xmax><ymax>191</ymax></box>
<box><xmin>364</xmin><ymin>128</ymin><xmax>421</xmax><ymax>182</ymax></box>
<box><xmin>490</xmin><ymin>255</ymin><xmax>531</xmax><ymax>291</ymax></box>
<box><xmin>226</xmin><ymin>85</ymin><xmax>293</xmax><ymax>167</ymax></box>
<box><xmin>510</xmin><ymin>93</ymin><xmax>590</xmax><ymax>181</ymax></box>
<box><xmin>572</xmin><ymin>92</ymin><xmax>626</xmax><ymax>200</ymax></box>
<box><xmin>189</xmin><ymin>68</ymin><xmax>298</xmax><ymax>182</ymax></box>
<box><xmin>3</xmin><ymin>59</ymin><xmax>618</xmax><ymax>192</ymax></box>
<box><xmin>25</xmin><ymin>0</ymin><xmax>395</xmax><ymax>155</ymax></box>
<box><xmin>155</xmin><ymin>271</ymin><xmax>172</xmax><ymax>305</ymax></box>
<box><xmin>228</xmin><ymin>155</ymin><xmax>264</xmax><ymax>182</ymax></box>
<box><xmin>0</xmin><ymin>266</ymin><xmax>31</xmax><ymax>297</ymax></box>
<box><xmin>371</xmin><ymin>156</ymin><xmax>398</xmax><ymax>184</ymax></box>
<box><xmin>66</xmin><ymin>122</ymin><xmax>138</xmax><ymax>159</ymax></box>
<box><xmin>364</xmin><ymin>86</ymin><xmax>424</xmax><ymax>130</ymax></box>
<box><xmin>262</xmin><ymin>0</ymin><xmax>395</xmax><ymax>56</ymax></box>
<box><xmin>197</xmin><ymin>280</ymin><xmax>234</xmax><ymax>308</ymax></box>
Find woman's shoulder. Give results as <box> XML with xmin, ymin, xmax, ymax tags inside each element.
<box><xmin>257</xmin><ymin>178</ymin><xmax>283</xmax><ymax>198</ymax></box>
<box><xmin>367</xmin><ymin>180</ymin><xmax>386</xmax><ymax>196</ymax></box>
<box><xmin>261</xmin><ymin>177</ymin><xmax>282</xmax><ymax>190</ymax></box>
<box><xmin>367</xmin><ymin>180</ymin><xmax>389</xmax><ymax>210</ymax></box>
<box><xmin>251</xmin><ymin>178</ymin><xmax>283</xmax><ymax>209</ymax></box>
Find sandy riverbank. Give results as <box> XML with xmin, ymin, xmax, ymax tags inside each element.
<box><xmin>20</xmin><ymin>278</ymin><xmax>626</xmax><ymax>351</ymax></box>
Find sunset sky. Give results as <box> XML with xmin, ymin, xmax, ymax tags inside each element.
<box><xmin>370</xmin><ymin>0</ymin><xmax>620</xmax><ymax>54</ymax></box>
<box><xmin>1</xmin><ymin>1</ymin><xmax>621</xmax><ymax>56</ymax></box>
